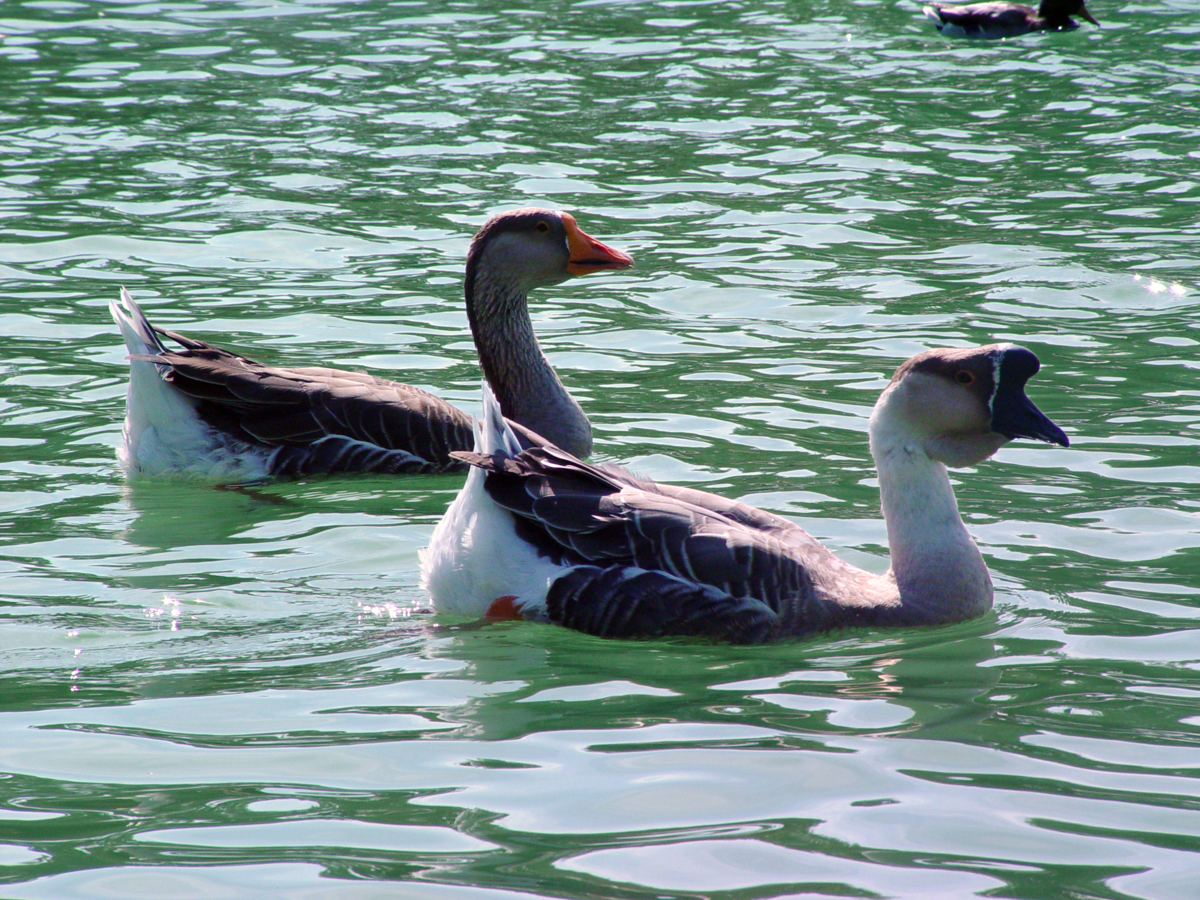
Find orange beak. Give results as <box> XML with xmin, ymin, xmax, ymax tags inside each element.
<box><xmin>562</xmin><ymin>212</ymin><xmax>635</xmax><ymax>276</ymax></box>
<box><xmin>1077</xmin><ymin>1</ymin><xmax>1099</xmax><ymax>26</ymax></box>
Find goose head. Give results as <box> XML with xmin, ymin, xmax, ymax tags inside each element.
<box><xmin>869</xmin><ymin>344</ymin><xmax>1069</xmax><ymax>469</ymax></box>
<box><xmin>466</xmin><ymin>208</ymin><xmax>634</xmax><ymax>299</ymax></box>
<box><xmin>1041</xmin><ymin>0</ymin><xmax>1099</xmax><ymax>26</ymax></box>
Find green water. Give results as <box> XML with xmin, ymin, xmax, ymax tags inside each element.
<box><xmin>1</xmin><ymin>1</ymin><xmax>1198</xmax><ymax>897</ymax></box>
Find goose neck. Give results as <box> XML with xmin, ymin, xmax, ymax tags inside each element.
<box><xmin>868</xmin><ymin>411</ymin><xmax>993</xmax><ymax>623</ymax></box>
<box><xmin>465</xmin><ymin>268</ymin><xmax>592</xmax><ymax>458</ymax></box>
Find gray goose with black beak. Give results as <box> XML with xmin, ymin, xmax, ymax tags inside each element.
<box><xmin>421</xmin><ymin>344</ymin><xmax>1070</xmax><ymax>643</ymax></box>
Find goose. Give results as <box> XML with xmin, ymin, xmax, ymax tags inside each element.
<box><xmin>110</xmin><ymin>208</ymin><xmax>634</xmax><ymax>481</ymax></box>
<box><xmin>924</xmin><ymin>0</ymin><xmax>1099</xmax><ymax>38</ymax></box>
<box><xmin>421</xmin><ymin>344</ymin><xmax>1070</xmax><ymax>643</ymax></box>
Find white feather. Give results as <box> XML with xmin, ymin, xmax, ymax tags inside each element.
<box><xmin>419</xmin><ymin>383</ymin><xmax>560</xmax><ymax>619</ymax></box>
<box><xmin>110</xmin><ymin>288</ymin><xmax>272</xmax><ymax>481</ymax></box>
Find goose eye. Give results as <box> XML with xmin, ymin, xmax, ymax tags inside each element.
<box><xmin>535</xmin><ymin>221</ymin><xmax>551</xmax><ymax>234</ymax></box>
<box><xmin>955</xmin><ymin>371</ymin><xmax>975</xmax><ymax>386</ymax></box>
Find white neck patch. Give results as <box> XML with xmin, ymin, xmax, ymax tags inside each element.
<box><xmin>987</xmin><ymin>343</ymin><xmax>1019</xmax><ymax>415</ymax></box>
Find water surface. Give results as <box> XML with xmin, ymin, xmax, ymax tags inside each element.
<box><xmin>1</xmin><ymin>1</ymin><xmax>1199</xmax><ymax>898</ymax></box>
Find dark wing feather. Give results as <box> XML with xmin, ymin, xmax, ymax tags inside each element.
<box><xmin>151</xmin><ymin>341</ymin><xmax>475</xmax><ymax>475</ymax></box>
<box><xmin>547</xmin><ymin>566</ymin><xmax>780</xmax><ymax>644</ymax></box>
<box><xmin>468</xmin><ymin>446</ymin><xmax>850</xmax><ymax>637</ymax></box>
<box><xmin>931</xmin><ymin>2</ymin><xmax>1035</xmax><ymax>35</ymax></box>
<box><xmin>267</xmin><ymin>435</ymin><xmax>443</xmax><ymax>477</ymax></box>
<box><xmin>635</xmin><ymin>479</ymin><xmax>824</xmax><ymax>553</ymax></box>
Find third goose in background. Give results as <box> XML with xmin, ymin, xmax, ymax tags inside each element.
<box><xmin>422</xmin><ymin>344</ymin><xmax>1070</xmax><ymax>643</ymax></box>
<box><xmin>924</xmin><ymin>0</ymin><xmax>1099</xmax><ymax>38</ymax></box>
<box><xmin>111</xmin><ymin>208</ymin><xmax>633</xmax><ymax>481</ymax></box>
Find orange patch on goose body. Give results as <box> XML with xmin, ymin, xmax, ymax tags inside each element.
<box><xmin>485</xmin><ymin>596</ymin><xmax>525</xmax><ymax>621</ymax></box>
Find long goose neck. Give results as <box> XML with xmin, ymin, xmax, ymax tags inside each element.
<box><xmin>868</xmin><ymin>405</ymin><xmax>993</xmax><ymax>624</ymax></box>
<box><xmin>465</xmin><ymin>260</ymin><xmax>592</xmax><ymax>458</ymax></box>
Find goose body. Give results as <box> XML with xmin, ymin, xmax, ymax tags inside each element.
<box><xmin>421</xmin><ymin>345</ymin><xmax>1069</xmax><ymax>643</ymax></box>
<box><xmin>111</xmin><ymin>209</ymin><xmax>633</xmax><ymax>480</ymax></box>
<box><xmin>924</xmin><ymin>0</ymin><xmax>1099</xmax><ymax>38</ymax></box>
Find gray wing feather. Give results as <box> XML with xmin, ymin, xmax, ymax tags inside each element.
<box><xmin>149</xmin><ymin>343</ymin><xmax>475</xmax><ymax>475</ymax></box>
<box><xmin>928</xmin><ymin>3</ymin><xmax>1034</xmax><ymax>35</ymax></box>
<box><xmin>465</xmin><ymin>446</ymin><xmax>851</xmax><ymax>637</ymax></box>
<box><xmin>547</xmin><ymin>566</ymin><xmax>780</xmax><ymax>644</ymax></box>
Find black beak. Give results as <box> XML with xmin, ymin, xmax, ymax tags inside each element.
<box><xmin>992</xmin><ymin>385</ymin><xmax>1069</xmax><ymax>447</ymax></box>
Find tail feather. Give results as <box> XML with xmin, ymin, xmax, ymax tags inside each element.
<box><xmin>478</xmin><ymin>381</ymin><xmax>525</xmax><ymax>459</ymax></box>
<box><xmin>110</xmin><ymin>288</ymin><xmax>269</xmax><ymax>479</ymax></box>
<box><xmin>110</xmin><ymin>286</ymin><xmax>168</xmax><ymax>359</ymax></box>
